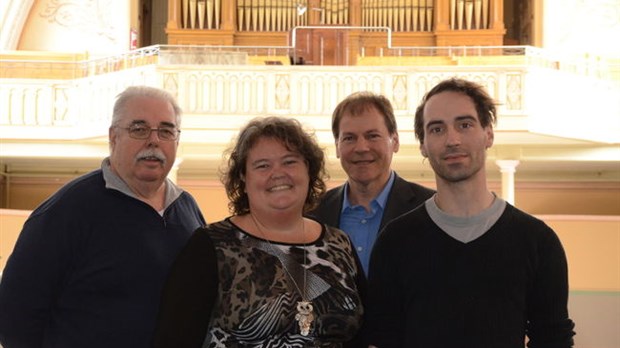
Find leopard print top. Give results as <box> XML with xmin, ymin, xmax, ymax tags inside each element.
<box><xmin>203</xmin><ymin>218</ymin><xmax>363</xmax><ymax>347</ymax></box>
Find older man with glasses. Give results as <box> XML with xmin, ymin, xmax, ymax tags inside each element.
<box><xmin>0</xmin><ymin>86</ymin><xmax>206</xmax><ymax>348</ymax></box>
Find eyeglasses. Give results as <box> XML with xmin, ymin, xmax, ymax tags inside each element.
<box><xmin>120</xmin><ymin>124</ymin><xmax>181</xmax><ymax>141</ymax></box>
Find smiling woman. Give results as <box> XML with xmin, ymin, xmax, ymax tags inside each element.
<box><xmin>153</xmin><ymin>116</ymin><xmax>365</xmax><ymax>348</ymax></box>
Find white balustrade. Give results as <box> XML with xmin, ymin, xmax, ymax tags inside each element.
<box><xmin>1</xmin><ymin>50</ymin><xmax>617</xmax><ymax>145</ymax></box>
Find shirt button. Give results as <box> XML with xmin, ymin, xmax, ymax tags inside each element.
<box><xmin>361</xmin><ymin>219</ymin><xmax>367</xmax><ymax>224</ymax></box>
<box><xmin>357</xmin><ymin>246</ymin><xmax>363</xmax><ymax>252</ymax></box>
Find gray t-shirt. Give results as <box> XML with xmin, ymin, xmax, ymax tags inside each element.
<box><xmin>425</xmin><ymin>193</ymin><xmax>507</xmax><ymax>243</ymax></box>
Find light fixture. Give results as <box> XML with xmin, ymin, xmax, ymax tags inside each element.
<box><xmin>296</xmin><ymin>3</ymin><xmax>307</xmax><ymax>16</ymax></box>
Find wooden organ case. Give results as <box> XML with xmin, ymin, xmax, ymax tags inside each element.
<box><xmin>165</xmin><ymin>0</ymin><xmax>506</xmax><ymax>64</ymax></box>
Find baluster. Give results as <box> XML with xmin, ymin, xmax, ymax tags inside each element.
<box><xmin>282</xmin><ymin>1</ymin><xmax>287</xmax><ymax>30</ymax></box>
<box><xmin>396</xmin><ymin>0</ymin><xmax>402</xmax><ymax>30</ymax></box>
<box><xmin>300</xmin><ymin>2</ymin><xmax>307</xmax><ymax>26</ymax></box>
<box><xmin>397</xmin><ymin>0</ymin><xmax>404</xmax><ymax>31</ymax></box>
<box><xmin>287</xmin><ymin>3</ymin><xmax>293</xmax><ymax>31</ymax></box>
<box><xmin>289</xmin><ymin>2</ymin><xmax>294</xmax><ymax>29</ymax></box>
<box><xmin>420</xmin><ymin>0</ymin><xmax>426</xmax><ymax>31</ymax></box>
<box><xmin>214</xmin><ymin>0</ymin><xmax>220</xmax><ymax>29</ymax></box>
<box><xmin>474</xmin><ymin>0</ymin><xmax>481</xmax><ymax>29</ymax></box>
<box><xmin>238</xmin><ymin>0</ymin><xmax>245</xmax><ymax>30</ymax></box>
<box><xmin>323</xmin><ymin>0</ymin><xmax>329</xmax><ymax>24</ymax></box>
<box><xmin>387</xmin><ymin>0</ymin><xmax>394</xmax><ymax>30</ymax></box>
<box><xmin>252</xmin><ymin>0</ymin><xmax>258</xmax><ymax>30</ymax></box>
<box><xmin>426</xmin><ymin>0</ymin><xmax>433</xmax><ymax>31</ymax></box>
<box><xmin>378</xmin><ymin>0</ymin><xmax>383</xmax><ymax>28</ymax></box>
<box><xmin>366</xmin><ymin>0</ymin><xmax>375</xmax><ymax>27</ymax></box>
<box><xmin>246</xmin><ymin>0</ymin><xmax>252</xmax><ymax>30</ymax></box>
<box><xmin>482</xmin><ymin>0</ymin><xmax>488</xmax><ymax>28</ymax></box>
<box><xmin>362</xmin><ymin>0</ymin><xmax>367</xmax><ymax>26</ymax></box>
<box><xmin>381</xmin><ymin>0</ymin><xmax>387</xmax><ymax>27</ymax></box>
<box><xmin>457</xmin><ymin>0</ymin><xmax>464</xmax><ymax>29</ymax></box>
<box><xmin>338</xmin><ymin>0</ymin><xmax>343</xmax><ymax>24</ymax></box>
<box><xmin>465</xmin><ymin>0</ymin><xmax>472</xmax><ymax>29</ymax></box>
<box><xmin>190</xmin><ymin>0</ymin><xmax>197</xmax><ymax>28</ymax></box>
<box><xmin>274</xmin><ymin>0</ymin><xmax>279</xmax><ymax>31</ymax></box>
<box><xmin>369</xmin><ymin>0</ymin><xmax>375</xmax><ymax>27</ymax></box>
<box><xmin>395</xmin><ymin>0</ymin><xmax>401</xmax><ymax>31</ymax></box>
<box><xmin>265</xmin><ymin>0</ymin><xmax>275</xmax><ymax>31</ymax></box>
<box><xmin>412</xmin><ymin>0</ymin><xmax>419</xmax><ymax>31</ymax></box>
<box><xmin>372</xmin><ymin>0</ymin><xmax>378</xmax><ymax>28</ymax></box>
<box><xmin>405</xmin><ymin>0</ymin><xmax>412</xmax><ymax>31</ymax></box>
<box><xmin>385</xmin><ymin>0</ymin><xmax>390</xmax><ymax>28</ymax></box>
<box><xmin>374</xmin><ymin>0</ymin><xmax>380</xmax><ymax>27</ymax></box>
<box><xmin>450</xmin><ymin>0</ymin><xmax>455</xmax><ymax>29</ymax></box>
<box><xmin>370</xmin><ymin>0</ymin><xmax>380</xmax><ymax>27</ymax></box>
<box><xmin>183</xmin><ymin>0</ymin><xmax>189</xmax><ymax>28</ymax></box>
<box><xmin>198</xmin><ymin>0</ymin><xmax>206</xmax><ymax>29</ymax></box>
<box><xmin>280</xmin><ymin>3</ymin><xmax>285</xmax><ymax>31</ymax></box>
<box><xmin>267</xmin><ymin>0</ymin><xmax>274</xmax><ymax>31</ymax></box>
<box><xmin>207</xmin><ymin>0</ymin><xmax>217</xmax><ymax>29</ymax></box>
<box><xmin>258</xmin><ymin>0</ymin><xmax>265</xmax><ymax>31</ymax></box>
<box><xmin>331</xmin><ymin>0</ymin><xmax>337</xmax><ymax>25</ymax></box>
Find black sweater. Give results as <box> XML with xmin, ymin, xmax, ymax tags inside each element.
<box><xmin>365</xmin><ymin>203</ymin><xmax>575</xmax><ymax>348</ymax></box>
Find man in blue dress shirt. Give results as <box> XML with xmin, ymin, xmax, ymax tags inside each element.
<box><xmin>309</xmin><ymin>91</ymin><xmax>434</xmax><ymax>275</ymax></box>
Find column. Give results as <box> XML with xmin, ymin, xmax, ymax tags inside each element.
<box><xmin>495</xmin><ymin>160</ymin><xmax>520</xmax><ymax>205</ymax></box>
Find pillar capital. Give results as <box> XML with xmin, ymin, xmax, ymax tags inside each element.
<box><xmin>496</xmin><ymin>160</ymin><xmax>520</xmax><ymax>173</ymax></box>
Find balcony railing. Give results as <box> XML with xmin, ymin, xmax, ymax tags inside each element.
<box><xmin>1</xmin><ymin>44</ymin><xmax>618</xmax><ymax>144</ymax></box>
<box><xmin>2</xmin><ymin>44</ymin><xmax>618</xmax><ymax>79</ymax></box>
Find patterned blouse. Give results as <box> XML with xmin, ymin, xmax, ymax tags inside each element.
<box><xmin>153</xmin><ymin>217</ymin><xmax>364</xmax><ymax>348</ymax></box>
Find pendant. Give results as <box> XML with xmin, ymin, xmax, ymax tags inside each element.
<box><xmin>294</xmin><ymin>301</ymin><xmax>314</xmax><ymax>336</ymax></box>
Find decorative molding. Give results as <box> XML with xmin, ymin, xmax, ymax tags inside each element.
<box><xmin>39</xmin><ymin>0</ymin><xmax>117</xmax><ymax>43</ymax></box>
<box><xmin>0</xmin><ymin>0</ymin><xmax>35</xmax><ymax>49</ymax></box>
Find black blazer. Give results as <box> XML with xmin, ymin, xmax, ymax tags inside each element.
<box><xmin>308</xmin><ymin>172</ymin><xmax>435</xmax><ymax>232</ymax></box>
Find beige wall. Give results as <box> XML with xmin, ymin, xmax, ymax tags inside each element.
<box><xmin>0</xmin><ymin>209</ymin><xmax>30</xmax><ymax>272</ymax></box>
<box><xmin>543</xmin><ymin>215</ymin><xmax>620</xmax><ymax>292</ymax></box>
<box><xmin>3</xmin><ymin>210</ymin><xmax>619</xmax><ymax>292</ymax></box>
<box><xmin>515</xmin><ymin>182</ymin><xmax>620</xmax><ymax>216</ymax></box>
<box><xmin>3</xmin><ymin>176</ymin><xmax>618</xmax><ymax>220</ymax></box>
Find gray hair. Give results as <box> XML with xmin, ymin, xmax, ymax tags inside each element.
<box><xmin>110</xmin><ymin>86</ymin><xmax>182</xmax><ymax>127</ymax></box>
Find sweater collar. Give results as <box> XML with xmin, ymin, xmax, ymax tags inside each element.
<box><xmin>101</xmin><ymin>157</ymin><xmax>183</xmax><ymax>210</ymax></box>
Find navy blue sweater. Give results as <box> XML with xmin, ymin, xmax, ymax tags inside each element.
<box><xmin>366</xmin><ymin>204</ymin><xmax>575</xmax><ymax>348</ymax></box>
<box><xmin>0</xmin><ymin>169</ymin><xmax>205</xmax><ymax>348</ymax></box>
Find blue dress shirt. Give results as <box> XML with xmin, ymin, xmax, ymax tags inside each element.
<box><xmin>340</xmin><ymin>171</ymin><xmax>395</xmax><ymax>275</ymax></box>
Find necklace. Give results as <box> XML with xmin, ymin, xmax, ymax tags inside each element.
<box><xmin>250</xmin><ymin>213</ymin><xmax>314</xmax><ymax>336</ymax></box>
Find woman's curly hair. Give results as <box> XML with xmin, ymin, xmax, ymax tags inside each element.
<box><xmin>221</xmin><ymin>116</ymin><xmax>328</xmax><ymax>215</ymax></box>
